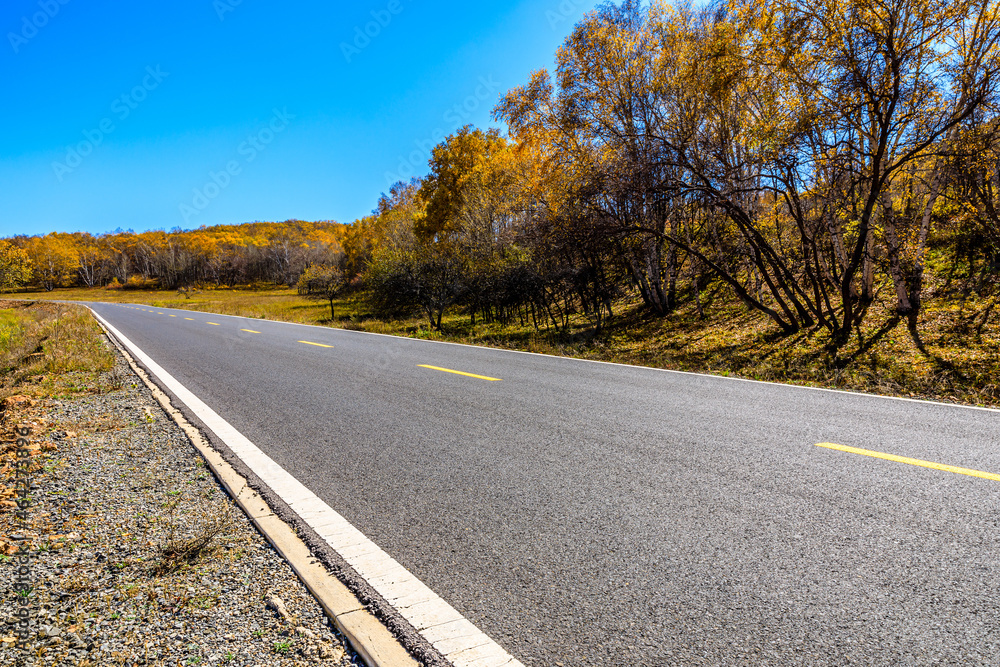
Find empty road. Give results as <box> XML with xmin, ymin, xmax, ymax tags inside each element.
<box><xmin>88</xmin><ymin>302</ymin><xmax>1000</xmax><ymax>665</ymax></box>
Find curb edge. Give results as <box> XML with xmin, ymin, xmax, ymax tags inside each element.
<box><xmin>92</xmin><ymin>311</ymin><xmax>421</xmax><ymax>667</ymax></box>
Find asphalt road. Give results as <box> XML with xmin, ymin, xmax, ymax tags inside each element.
<box><xmin>88</xmin><ymin>302</ymin><xmax>1000</xmax><ymax>665</ymax></box>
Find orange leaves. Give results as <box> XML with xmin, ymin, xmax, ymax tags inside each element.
<box><xmin>416</xmin><ymin>127</ymin><xmax>512</xmax><ymax>240</ymax></box>
<box><xmin>6</xmin><ymin>220</ymin><xmax>349</xmax><ymax>290</ymax></box>
<box><xmin>0</xmin><ymin>240</ymin><xmax>32</xmax><ymax>292</ymax></box>
<box><xmin>20</xmin><ymin>233</ymin><xmax>77</xmax><ymax>291</ymax></box>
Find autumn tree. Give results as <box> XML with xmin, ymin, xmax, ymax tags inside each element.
<box><xmin>342</xmin><ymin>182</ymin><xmax>421</xmax><ymax>282</ymax></box>
<box><xmin>750</xmin><ymin>0</ymin><xmax>1000</xmax><ymax>347</ymax></box>
<box><xmin>75</xmin><ymin>234</ymin><xmax>109</xmax><ymax>287</ymax></box>
<box><xmin>0</xmin><ymin>241</ymin><xmax>32</xmax><ymax>293</ymax></box>
<box><xmin>24</xmin><ymin>233</ymin><xmax>78</xmax><ymax>291</ymax></box>
<box><xmin>947</xmin><ymin>116</ymin><xmax>1000</xmax><ymax>301</ymax></box>
<box><xmin>366</xmin><ymin>242</ymin><xmax>465</xmax><ymax>330</ymax></box>
<box><xmin>297</xmin><ymin>261</ymin><xmax>347</xmax><ymax>320</ymax></box>
<box><xmin>494</xmin><ymin>0</ymin><xmax>1000</xmax><ymax>350</ymax></box>
<box><xmin>417</xmin><ymin>127</ymin><xmax>511</xmax><ymax>241</ymax></box>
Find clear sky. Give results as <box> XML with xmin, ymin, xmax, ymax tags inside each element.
<box><xmin>0</xmin><ymin>0</ymin><xmax>601</xmax><ymax>238</ymax></box>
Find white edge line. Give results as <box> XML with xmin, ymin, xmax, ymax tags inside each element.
<box><xmin>89</xmin><ymin>309</ymin><xmax>525</xmax><ymax>667</ymax></box>
<box><xmin>89</xmin><ymin>300</ymin><xmax>1000</xmax><ymax>416</ymax></box>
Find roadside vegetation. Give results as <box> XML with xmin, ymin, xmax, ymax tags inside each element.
<box><xmin>0</xmin><ymin>308</ymin><xmax>357</xmax><ymax>664</ymax></box>
<box><xmin>18</xmin><ymin>284</ymin><xmax>1000</xmax><ymax>408</ymax></box>
<box><xmin>5</xmin><ymin>0</ymin><xmax>1000</xmax><ymax>408</ymax></box>
<box><xmin>0</xmin><ymin>301</ymin><xmax>116</xmax><ymax>403</ymax></box>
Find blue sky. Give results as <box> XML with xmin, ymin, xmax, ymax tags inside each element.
<box><xmin>0</xmin><ymin>0</ymin><xmax>601</xmax><ymax>238</ymax></box>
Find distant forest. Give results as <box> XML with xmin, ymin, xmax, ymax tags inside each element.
<box><xmin>4</xmin><ymin>221</ymin><xmax>345</xmax><ymax>291</ymax></box>
<box><xmin>6</xmin><ymin>0</ymin><xmax>1000</xmax><ymax>354</ymax></box>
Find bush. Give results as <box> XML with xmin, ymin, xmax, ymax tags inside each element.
<box><xmin>365</xmin><ymin>244</ymin><xmax>465</xmax><ymax>329</ymax></box>
<box><xmin>122</xmin><ymin>276</ymin><xmax>160</xmax><ymax>291</ymax></box>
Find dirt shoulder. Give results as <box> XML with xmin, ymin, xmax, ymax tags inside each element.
<box><xmin>0</xmin><ymin>303</ymin><xmax>364</xmax><ymax>666</ymax></box>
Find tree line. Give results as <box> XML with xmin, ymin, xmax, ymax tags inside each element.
<box><xmin>2</xmin><ymin>221</ymin><xmax>343</xmax><ymax>291</ymax></box>
<box><xmin>355</xmin><ymin>0</ymin><xmax>1000</xmax><ymax>353</ymax></box>
<box><xmin>6</xmin><ymin>0</ymin><xmax>1000</xmax><ymax>359</ymax></box>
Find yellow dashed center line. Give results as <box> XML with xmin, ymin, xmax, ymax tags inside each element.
<box><xmin>816</xmin><ymin>442</ymin><xmax>1000</xmax><ymax>482</ymax></box>
<box><xmin>241</xmin><ymin>329</ymin><xmax>261</xmax><ymax>334</ymax></box>
<box><xmin>184</xmin><ymin>318</ymin><xmax>195</xmax><ymax>321</ymax></box>
<box><xmin>418</xmin><ymin>365</ymin><xmax>502</xmax><ymax>381</ymax></box>
<box><xmin>298</xmin><ymin>341</ymin><xmax>333</xmax><ymax>348</ymax></box>
<box><xmin>169</xmin><ymin>314</ymin><xmax>176</xmax><ymax>317</ymax></box>
<box><xmin>206</xmin><ymin>322</ymin><xmax>220</xmax><ymax>326</ymax></box>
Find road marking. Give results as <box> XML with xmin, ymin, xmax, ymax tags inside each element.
<box><xmin>206</xmin><ymin>322</ymin><xmax>221</xmax><ymax>326</ymax></box>
<box><xmin>269</xmin><ymin>315</ymin><xmax>1000</xmax><ymax>416</ymax></box>
<box><xmin>148</xmin><ymin>305</ymin><xmax>1000</xmax><ymax>416</ymax></box>
<box><xmin>418</xmin><ymin>365</ymin><xmax>501</xmax><ymax>381</ymax></box>
<box><xmin>299</xmin><ymin>340</ymin><xmax>333</xmax><ymax>348</ymax></box>
<box><xmin>184</xmin><ymin>317</ymin><xmax>195</xmax><ymax>320</ymax></box>
<box><xmin>169</xmin><ymin>314</ymin><xmax>176</xmax><ymax>317</ymax></box>
<box><xmin>816</xmin><ymin>443</ymin><xmax>1000</xmax><ymax>482</ymax></box>
<box><xmin>241</xmin><ymin>329</ymin><xmax>261</xmax><ymax>334</ymax></box>
<box><xmin>90</xmin><ymin>311</ymin><xmax>524</xmax><ymax>667</ymax></box>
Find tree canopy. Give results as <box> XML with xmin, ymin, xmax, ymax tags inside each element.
<box><xmin>8</xmin><ymin>0</ymin><xmax>1000</xmax><ymax>354</ymax></box>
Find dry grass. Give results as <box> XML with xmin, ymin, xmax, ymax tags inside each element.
<box><xmin>18</xmin><ymin>285</ymin><xmax>336</xmax><ymax>323</ymax></box>
<box><xmin>0</xmin><ymin>301</ymin><xmax>115</xmax><ymax>402</ymax></box>
<box><xmin>152</xmin><ymin>498</ymin><xmax>235</xmax><ymax>576</ymax></box>
<box><xmin>18</xmin><ymin>282</ymin><xmax>1000</xmax><ymax>408</ymax></box>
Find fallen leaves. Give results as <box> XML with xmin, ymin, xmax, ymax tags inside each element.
<box><xmin>2</xmin><ymin>395</ymin><xmax>36</xmax><ymax>409</ymax></box>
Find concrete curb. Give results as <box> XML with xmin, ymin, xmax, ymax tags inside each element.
<box><xmin>94</xmin><ymin>315</ymin><xmax>421</xmax><ymax>667</ymax></box>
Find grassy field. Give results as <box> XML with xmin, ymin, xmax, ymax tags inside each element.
<box><xmin>14</xmin><ymin>282</ymin><xmax>1000</xmax><ymax>409</ymax></box>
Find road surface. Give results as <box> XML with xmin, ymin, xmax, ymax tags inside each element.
<box><xmin>87</xmin><ymin>302</ymin><xmax>1000</xmax><ymax>665</ymax></box>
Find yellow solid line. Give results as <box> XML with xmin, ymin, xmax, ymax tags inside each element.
<box><xmin>816</xmin><ymin>443</ymin><xmax>1000</xmax><ymax>482</ymax></box>
<box><xmin>299</xmin><ymin>340</ymin><xmax>333</xmax><ymax>348</ymax></box>
<box><xmin>418</xmin><ymin>365</ymin><xmax>502</xmax><ymax>381</ymax></box>
<box><xmin>241</xmin><ymin>329</ymin><xmax>261</xmax><ymax>334</ymax></box>
<box><xmin>206</xmin><ymin>322</ymin><xmax>220</xmax><ymax>326</ymax></box>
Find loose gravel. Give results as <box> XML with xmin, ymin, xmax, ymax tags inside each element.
<box><xmin>0</xmin><ymin>351</ymin><xmax>365</xmax><ymax>666</ymax></box>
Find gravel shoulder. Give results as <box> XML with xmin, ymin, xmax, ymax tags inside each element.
<box><xmin>1</xmin><ymin>343</ymin><xmax>365</xmax><ymax>666</ymax></box>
